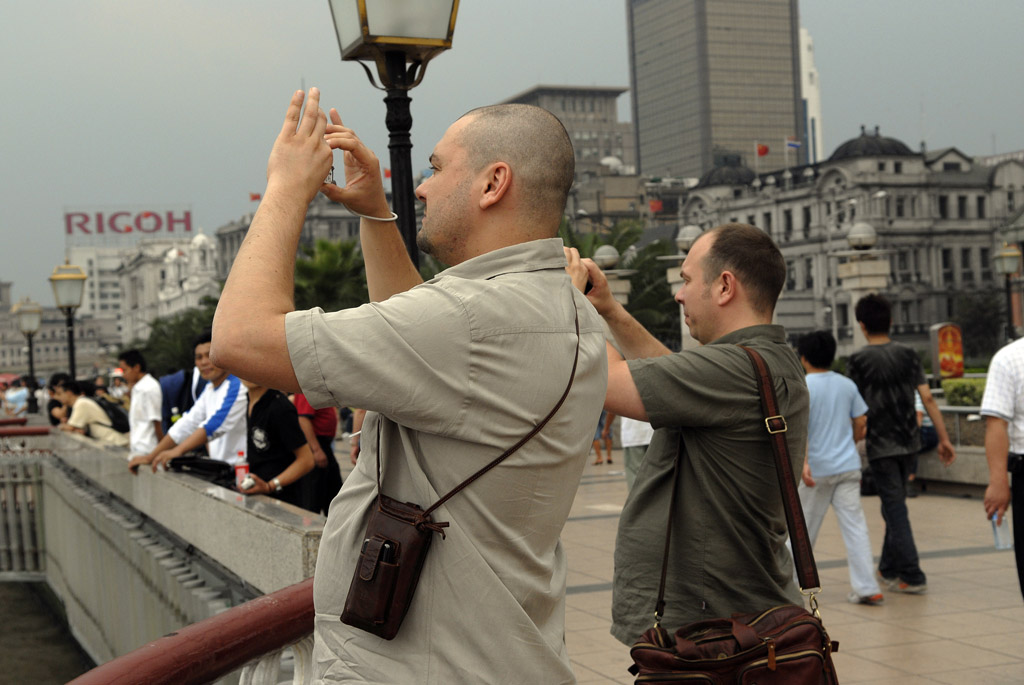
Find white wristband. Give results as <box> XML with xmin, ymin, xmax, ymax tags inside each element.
<box><xmin>352</xmin><ymin>210</ymin><xmax>398</xmax><ymax>223</ymax></box>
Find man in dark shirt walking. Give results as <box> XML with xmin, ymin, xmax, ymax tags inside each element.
<box><xmin>847</xmin><ymin>294</ymin><xmax>955</xmax><ymax>594</ymax></box>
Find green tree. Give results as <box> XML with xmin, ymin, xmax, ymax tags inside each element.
<box><xmin>954</xmin><ymin>288</ymin><xmax>1005</xmax><ymax>362</ymax></box>
<box><xmin>293</xmin><ymin>238</ymin><xmax>369</xmax><ymax>311</ymax></box>
<box><xmin>559</xmin><ymin>219</ymin><xmax>681</xmax><ymax>349</ymax></box>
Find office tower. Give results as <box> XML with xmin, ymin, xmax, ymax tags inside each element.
<box><xmin>800</xmin><ymin>27</ymin><xmax>824</xmax><ymax>165</ymax></box>
<box><xmin>627</xmin><ymin>0</ymin><xmax>804</xmax><ymax>179</ymax></box>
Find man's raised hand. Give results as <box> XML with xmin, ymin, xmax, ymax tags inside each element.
<box><xmin>265</xmin><ymin>89</ymin><xmax>334</xmax><ymax>205</ymax></box>
<box><xmin>321</xmin><ymin>108</ymin><xmax>392</xmax><ymax>219</ymax></box>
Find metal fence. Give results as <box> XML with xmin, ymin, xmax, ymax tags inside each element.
<box><xmin>0</xmin><ymin>427</ymin><xmax>51</xmax><ymax>579</ymax></box>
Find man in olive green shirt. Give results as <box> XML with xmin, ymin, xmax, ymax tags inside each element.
<box><xmin>569</xmin><ymin>223</ymin><xmax>809</xmax><ymax>643</ymax></box>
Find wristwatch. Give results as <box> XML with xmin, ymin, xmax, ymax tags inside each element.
<box><xmin>271</xmin><ymin>477</ymin><xmax>283</xmax><ymax>492</ymax></box>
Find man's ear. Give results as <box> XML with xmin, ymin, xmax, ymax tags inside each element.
<box><xmin>479</xmin><ymin>162</ymin><xmax>511</xmax><ymax>210</ymax></box>
<box><xmin>715</xmin><ymin>270</ymin><xmax>738</xmax><ymax>306</ymax></box>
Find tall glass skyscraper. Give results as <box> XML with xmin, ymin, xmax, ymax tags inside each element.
<box><xmin>627</xmin><ymin>0</ymin><xmax>805</xmax><ymax>179</ymax></box>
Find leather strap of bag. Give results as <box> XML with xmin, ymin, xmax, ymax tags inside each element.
<box><xmin>374</xmin><ymin>300</ymin><xmax>582</xmax><ymax>530</ymax></box>
<box><xmin>739</xmin><ymin>345</ymin><xmax>820</xmax><ymax>592</ymax></box>
<box><xmin>650</xmin><ymin>345</ymin><xmax>821</xmax><ymax>626</ymax></box>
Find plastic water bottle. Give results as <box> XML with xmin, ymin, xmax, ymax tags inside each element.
<box><xmin>992</xmin><ymin>513</ymin><xmax>1013</xmax><ymax>550</ymax></box>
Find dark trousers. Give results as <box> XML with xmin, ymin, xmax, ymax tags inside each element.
<box><xmin>311</xmin><ymin>435</ymin><xmax>343</xmax><ymax>516</ymax></box>
<box><xmin>869</xmin><ymin>455</ymin><xmax>926</xmax><ymax>585</ymax></box>
<box><xmin>1012</xmin><ymin>456</ymin><xmax>1024</xmax><ymax>600</ymax></box>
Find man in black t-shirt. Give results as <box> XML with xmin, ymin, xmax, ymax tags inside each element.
<box><xmin>847</xmin><ymin>294</ymin><xmax>955</xmax><ymax>594</ymax></box>
<box><xmin>240</xmin><ymin>380</ymin><xmax>315</xmax><ymax>508</ymax></box>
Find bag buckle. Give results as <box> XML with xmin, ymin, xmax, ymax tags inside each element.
<box><xmin>765</xmin><ymin>415</ymin><xmax>787</xmax><ymax>434</ymax></box>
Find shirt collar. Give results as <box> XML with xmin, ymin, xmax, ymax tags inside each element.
<box><xmin>426</xmin><ymin>238</ymin><xmax>567</xmax><ymax>283</ymax></box>
<box><xmin>708</xmin><ymin>324</ymin><xmax>789</xmax><ymax>346</ymax></box>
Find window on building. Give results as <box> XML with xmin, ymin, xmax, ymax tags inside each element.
<box><xmin>894</xmin><ymin>162</ymin><xmax>903</xmax><ymax>174</ymax></box>
<box><xmin>802</xmin><ymin>206</ymin><xmax>811</xmax><ymax>238</ymax></box>
<box><xmin>878</xmin><ymin>162</ymin><xmax>886</xmax><ymax>172</ymax></box>
<box><xmin>783</xmin><ymin>209</ymin><xmax>793</xmax><ymax>242</ymax></box>
<box><xmin>941</xmin><ymin>248</ymin><xmax>953</xmax><ymax>284</ymax></box>
<box><xmin>943</xmin><ymin>162</ymin><xmax>962</xmax><ymax>171</ymax></box>
<box><xmin>981</xmin><ymin>247</ymin><xmax>993</xmax><ymax>282</ymax></box>
<box><xmin>785</xmin><ymin>260</ymin><xmax>795</xmax><ymax>291</ymax></box>
<box><xmin>747</xmin><ymin>215</ymin><xmax>756</xmax><ymax>226</ymax></box>
<box><xmin>1009</xmin><ymin>190</ymin><xmax>1016</xmax><ymax>213</ymax></box>
<box><xmin>804</xmin><ymin>257</ymin><xmax>814</xmax><ymax>289</ymax></box>
<box><xmin>895</xmin><ymin>197</ymin><xmax>905</xmax><ymax>217</ymax></box>
<box><xmin>958</xmin><ymin>195</ymin><xmax>968</xmax><ymax>218</ymax></box>
<box><xmin>900</xmin><ymin>301</ymin><xmax>912</xmax><ymax>324</ymax></box>
<box><xmin>977</xmin><ymin>196</ymin><xmax>986</xmax><ymax>219</ymax></box>
<box><xmin>838</xmin><ymin>303</ymin><xmax>849</xmax><ymax>328</ymax></box>
<box><xmin>938</xmin><ymin>195</ymin><xmax>949</xmax><ymax>219</ymax></box>
<box><xmin>961</xmin><ymin>247</ymin><xmax>974</xmax><ymax>283</ymax></box>
<box><xmin>763</xmin><ymin>212</ymin><xmax>772</xmax><ymax>233</ymax></box>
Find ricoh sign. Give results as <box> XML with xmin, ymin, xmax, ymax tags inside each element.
<box><xmin>63</xmin><ymin>205</ymin><xmax>194</xmax><ymax>247</ymax></box>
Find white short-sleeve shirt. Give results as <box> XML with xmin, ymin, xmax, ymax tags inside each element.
<box><xmin>980</xmin><ymin>337</ymin><xmax>1024</xmax><ymax>453</ymax></box>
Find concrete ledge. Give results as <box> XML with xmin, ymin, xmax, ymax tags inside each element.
<box><xmin>51</xmin><ymin>432</ymin><xmax>325</xmax><ymax>594</ymax></box>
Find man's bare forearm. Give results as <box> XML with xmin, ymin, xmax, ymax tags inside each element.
<box><xmin>213</xmin><ymin>189</ymin><xmax>302</xmax><ymax>391</ymax></box>
<box><xmin>358</xmin><ymin>219</ymin><xmax>423</xmax><ymax>303</ymax></box>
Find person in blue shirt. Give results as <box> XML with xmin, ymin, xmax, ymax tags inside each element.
<box><xmin>797</xmin><ymin>330</ymin><xmax>883</xmax><ymax>605</ymax></box>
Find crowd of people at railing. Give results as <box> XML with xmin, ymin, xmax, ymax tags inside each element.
<box><xmin>20</xmin><ymin>331</ymin><xmax>357</xmax><ymax>515</ymax></box>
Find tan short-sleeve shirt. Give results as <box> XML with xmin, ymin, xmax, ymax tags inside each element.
<box><xmin>285</xmin><ymin>239</ymin><xmax>608</xmax><ymax>684</ymax></box>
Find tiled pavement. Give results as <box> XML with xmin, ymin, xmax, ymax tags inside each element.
<box><xmin>561</xmin><ymin>451</ymin><xmax>1024</xmax><ymax>684</ymax></box>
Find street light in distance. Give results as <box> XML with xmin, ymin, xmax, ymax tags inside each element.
<box><xmin>49</xmin><ymin>261</ymin><xmax>87</xmax><ymax>379</ymax></box>
<box><xmin>11</xmin><ymin>297</ymin><xmax>42</xmax><ymax>414</ymax></box>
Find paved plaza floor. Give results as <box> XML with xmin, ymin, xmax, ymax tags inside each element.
<box><xmin>563</xmin><ymin>451</ymin><xmax>1024</xmax><ymax>684</ymax></box>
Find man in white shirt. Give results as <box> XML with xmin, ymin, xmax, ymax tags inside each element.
<box><xmin>129</xmin><ymin>330</ymin><xmax>248</xmax><ymax>472</ymax></box>
<box><xmin>981</xmin><ymin>336</ymin><xmax>1024</xmax><ymax>600</ymax></box>
<box><xmin>118</xmin><ymin>349</ymin><xmax>164</xmax><ymax>459</ymax></box>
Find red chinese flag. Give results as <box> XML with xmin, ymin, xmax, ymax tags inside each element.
<box><xmin>384</xmin><ymin>168</ymin><xmax>392</xmax><ymax>179</ymax></box>
<box><xmin>757</xmin><ymin>144</ymin><xmax>769</xmax><ymax>157</ymax></box>
<box><xmin>250</xmin><ymin>193</ymin><xmax>262</xmax><ymax>201</ymax></box>
<box><xmin>649</xmin><ymin>199</ymin><xmax>664</xmax><ymax>213</ymax></box>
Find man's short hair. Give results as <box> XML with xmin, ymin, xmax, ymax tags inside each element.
<box><xmin>701</xmin><ymin>223</ymin><xmax>785</xmax><ymax>314</ymax></box>
<box><xmin>855</xmin><ymin>294</ymin><xmax>891</xmax><ymax>335</ymax></box>
<box><xmin>48</xmin><ymin>372</ymin><xmax>72</xmax><ymax>391</ymax></box>
<box><xmin>457</xmin><ymin>104</ymin><xmax>575</xmax><ymax>231</ymax></box>
<box><xmin>797</xmin><ymin>330</ymin><xmax>837</xmax><ymax>370</ymax></box>
<box><xmin>119</xmin><ymin>349</ymin><xmax>147</xmax><ymax>373</ymax></box>
<box><xmin>192</xmin><ymin>329</ymin><xmax>213</xmax><ymax>351</ymax></box>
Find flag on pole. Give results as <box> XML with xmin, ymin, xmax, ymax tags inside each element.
<box><xmin>786</xmin><ymin>137</ymin><xmax>801</xmax><ymax>149</ymax></box>
<box><xmin>384</xmin><ymin>168</ymin><xmax>392</xmax><ymax>179</ymax></box>
<box><xmin>250</xmin><ymin>193</ymin><xmax>262</xmax><ymax>201</ymax></box>
<box><xmin>756</xmin><ymin>143</ymin><xmax>769</xmax><ymax>156</ymax></box>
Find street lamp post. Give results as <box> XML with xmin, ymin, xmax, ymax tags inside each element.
<box><xmin>328</xmin><ymin>0</ymin><xmax>460</xmax><ymax>268</ymax></box>
<box><xmin>994</xmin><ymin>242</ymin><xmax>1022</xmax><ymax>341</ymax></box>
<box><xmin>11</xmin><ymin>298</ymin><xmax>42</xmax><ymax>414</ymax></box>
<box><xmin>49</xmin><ymin>261</ymin><xmax>87</xmax><ymax>379</ymax></box>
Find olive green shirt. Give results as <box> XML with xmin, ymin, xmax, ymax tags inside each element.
<box><xmin>611</xmin><ymin>325</ymin><xmax>808</xmax><ymax>644</ymax></box>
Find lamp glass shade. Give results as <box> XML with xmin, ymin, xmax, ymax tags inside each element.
<box><xmin>369</xmin><ymin>0</ymin><xmax>453</xmax><ymax>40</ymax></box>
<box><xmin>329</xmin><ymin>0</ymin><xmax>458</xmax><ymax>61</ymax></box>
<box><xmin>994</xmin><ymin>244</ymin><xmax>1022</xmax><ymax>276</ymax></box>
<box><xmin>13</xmin><ymin>299</ymin><xmax>42</xmax><ymax>335</ymax></box>
<box><xmin>49</xmin><ymin>263</ymin><xmax>87</xmax><ymax>309</ymax></box>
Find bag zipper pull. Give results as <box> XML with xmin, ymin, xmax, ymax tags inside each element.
<box><xmin>764</xmin><ymin>637</ymin><xmax>776</xmax><ymax>671</ymax></box>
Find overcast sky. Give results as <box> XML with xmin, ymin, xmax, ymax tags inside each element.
<box><xmin>2</xmin><ymin>0</ymin><xmax>1022</xmax><ymax>306</ymax></box>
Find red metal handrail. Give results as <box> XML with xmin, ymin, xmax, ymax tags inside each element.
<box><xmin>0</xmin><ymin>426</ymin><xmax>50</xmax><ymax>437</ymax></box>
<box><xmin>68</xmin><ymin>577</ymin><xmax>314</xmax><ymax>685</ymax></box>
<box><xmin>0</xmin><ymin>417</ymin><xmax>28</xmax><ymax>426</ymax></box>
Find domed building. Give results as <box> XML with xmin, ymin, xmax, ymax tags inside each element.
<box><xmin>117</xmin><ymin>231</ymin><xmax>222</xmax><ymax>345</ymax></box>
<box><xmin>655</xmin><ymin>126</ymin><xmax>1024</xmax><ymax>355</ymax></box>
